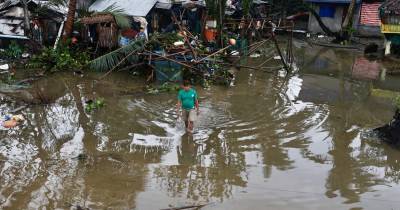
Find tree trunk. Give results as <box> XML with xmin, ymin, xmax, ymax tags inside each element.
<box><xmin>63</xmin><ymin>0</ymin><xmax>77</xmax><ymax>42</ymax></box>
<box><xmin>339</xmin><ymin>0</ymin><xmax>357</xmax><ymax>40</ymax></box>
<box><xmin>307</xmin><ymin>6</ymin><xmax>337</xmax><ymax>37</ymax></box>
<box><xmin>342</xmin><ymin>0</ymin><xmax>357</xmax><ymax>30</ymax></box>
<box><xmin>21</xmin><ymin>0</ymin><xmax>31</xmax><ymax>37</ymax></box>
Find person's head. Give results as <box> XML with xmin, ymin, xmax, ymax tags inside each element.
<box><xmin>182</xmin><ymin>80</ymin><xmax>191</xmax><ymax>91</ymax></box>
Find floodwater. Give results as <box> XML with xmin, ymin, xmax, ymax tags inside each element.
<box><xmin>1</xmin><ymin>41</ymin><xmax>400</xmax><ymax>210</ymax></box>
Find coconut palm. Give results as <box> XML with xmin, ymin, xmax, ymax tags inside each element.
<box><xmin>63</xmin><ymin>0</ymin><xmax>77</xmax><ymax>41</ymax></box>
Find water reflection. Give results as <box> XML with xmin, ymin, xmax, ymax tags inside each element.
<box><xmin>1</xmin><ymin>45</ymin><xmax>400</xmax><ymax>209</ymax></box>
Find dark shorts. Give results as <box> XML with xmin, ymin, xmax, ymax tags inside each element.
<box><xmin>182</xmin><ymin>109</ymin><xmax>196</xmax><ymax>122</ymax></box>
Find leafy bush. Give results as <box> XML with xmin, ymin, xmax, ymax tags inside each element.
<box><xmin>85</xmin><ymin>98</ymin><xmax>105</xmax><ymax>112</ymax></box>
<box><xmin>2</xmin><ymin>41</ymin><xmax>23</xmax><ymax>59</ymax></box>
<box><xmin>395</xmin><ymin>96</ymin><xmax>400</xmax><ymax>110</ymax></box>
<box><xmin>28</xmin><ymin>45</ymin><xmax>89</xmax><ymax>72</ymax></box>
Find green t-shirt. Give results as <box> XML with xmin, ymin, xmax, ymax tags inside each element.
<box><xmin>178</xmin><ymin>88</ymin><xmax>198</xmax><ymax>110</ymax></box>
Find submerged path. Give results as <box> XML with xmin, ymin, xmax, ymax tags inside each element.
<box><xmin>1</xmin><ymin>44</ymin><xmax>400</xmax><ymax>209</ymax></box>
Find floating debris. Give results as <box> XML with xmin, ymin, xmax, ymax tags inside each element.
<box><xmin>85</xmin><ymin>98</ymin><xmax>105</xmax><ymax>112</ymax></box>
<box><xmin>0</xmin><ymin>64</ymin><xmax>9</xmax><ymax>70</ymax></box>
<box><xmin>250</xmin><ymin>53</ymin><xmax>261</xmax><ymax>58</ymax></box>
<box><xmin>129</xmin><ymin>133</ymin><xmax>173</xmax><ymax>154</ymax></box>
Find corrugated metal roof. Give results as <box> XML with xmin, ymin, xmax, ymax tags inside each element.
<box><xmin>380</xmin><ymin>0</ymin><xmax>400</xmax><ymax>15</ymax></box>
<box><xmin>305</xmin><ymin>0</ymin><xmax>361</xmax><ymax>4</ymax></box>
<box><xmin>89</xmin><ymin>0</ymin><xmax>158</xmax><ymax>17</ymax></box>
<box><xmin>0</xmin><ymin>0</ymin><xmax>22</xmax><ymax>11</ymax></box>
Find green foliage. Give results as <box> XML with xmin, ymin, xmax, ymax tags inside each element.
<box><xmin>89</xmin><ymin>38</ymin><xmax>145</xmax><ymax>72</ymax></box>
<box><xmin>147</xmin><ymin>32</ymin><xmax>182</xmax><ymax>50</ymax></box>
<box><xmin>28</xmin><ymin>44</ymin><xmax>89</xmax><ymax>72</ymax></box>
<box><xmin>205</xmin><ymin>0</ymin><xmax>226</xmax><ymax>21</ymax></box>
<box><xmin>4</xmin><ymin>41</ymin><xmax>23</xmax><ymax>59</ymax></box>
<box><xmin>89</xmin><ymin>32</ymin><xmax>178</xmax><ymax>72</ymax></box>
<box><xmin>205</xmin><ymin>0</ymin><xmax>218</xmax><ymax>19</ymax></box>
<box><xmin>146</xmin><ymin>82</ymin><xmax>180</xmax><ymax>94</ymax></box>
<box><xmin>85</xmin><ymin>98</ymin><xmax>105</xmax><ymax>112</ymax></box>
<box><xmin>242</xmin><ymin>0</ymin><xmax>252</xmax><ymax>17</ymax></box>
<box><xmin>395</xmin><ymin>96</ymin><xmax>400</xmax><ymax>110</ymax></box>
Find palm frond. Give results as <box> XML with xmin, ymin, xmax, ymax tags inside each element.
<box><xmin>90</xmin><ymin>39</ymin><xmax>146</xmax><ymax>71</ymax></box>
<box><xmin>94</xmin><ymin>3</ymin><xmax>131</xmax><ymax>29</ymax></box>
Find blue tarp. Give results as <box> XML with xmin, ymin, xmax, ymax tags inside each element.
<box><xmin>319</xmin><ymin>5</ymin><xmax>336</xmax><ymax>17</ymax></box>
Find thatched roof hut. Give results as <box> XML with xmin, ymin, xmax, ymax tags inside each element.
<box><xmin>81</xmin><ymin>14</ymin><xmax>118</xmax><ymax>49</ymax></box>
<box><xmin>81</xmin><ymin>14</ymin><xmax>115</xmax><ymax>25</ymax></box>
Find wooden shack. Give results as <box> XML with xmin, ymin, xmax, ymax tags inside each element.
<box><xmin>380</xmin><ymin>0</ymin><xmax>400</xmax><ymax>55</ymax></box>
<box><xmin>81</xmin><ymin>14</ymin><xmax>119</xmax><ymax>49</ymax></box>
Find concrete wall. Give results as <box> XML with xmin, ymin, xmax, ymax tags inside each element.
<box><xmin>308</xmin><ymin>4</ymin><xmax>345</xmax><ymax>34</ymax></box>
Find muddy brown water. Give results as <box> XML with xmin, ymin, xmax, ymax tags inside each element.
<box><xmin>1</xmin><ymin>43</ymin><xmax>400</xmax><ymax>210</ymax></box>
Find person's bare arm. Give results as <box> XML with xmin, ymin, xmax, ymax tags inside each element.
<box><xmin>176</xmin><ymin>100</ymin><xmax>182</xmax><ymax>117</ymax></box>
<box><xmin>195</xmin><ymin>99</ymin><xmax>199</xmax><ymax>115</ymax></box>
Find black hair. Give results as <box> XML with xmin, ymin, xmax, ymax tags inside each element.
<box><xmin>183</xmin><ymin>80</ymin><xmax>191</xmax><ymax>86</ymax></box>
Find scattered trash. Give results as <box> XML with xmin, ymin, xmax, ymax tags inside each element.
<box><xmin>317</xmin><ymin>35</ymin><xmax>325</xmax><ymax>38</ymax></box>
<box><xmin>0</xmin><ymin>64</ymin><xmax>9</xmax><ymax>70</ymax></box>
<box><xmin>1</xmin><ymin>114</ymin><xmax>25</xmax><ymax>128</ymax></box>
<box><xmin>161</xmin><ymin>203</ymin><xmax>209</xmax><ymax>210</ymax></box>
<box><xmin>130</xmin><ymin>133</ymin><xmax>173</xmax><ymax>153</ymax></box>
<box><xmin>173</xmin><ymin>41</ymin><xmax>185</xmax><ymax>47</ymax></box>
<box><xmin>21</xmin><ymin>53</ymin><xmax>30</xmax><ymax>58</ymax></box>
<box><xmin>230</xmin><ymin>50</ymin><xmax>239</xmax><ymax>56</ymax></box>
<box><xmin>250</xmin><ymin>53</ymin><xmax>261</xmax><ymax>58</ymax></box>
<box><xmin>274</xmin><ymin>56</ymin><xmax>282</xmax><ymax>60</ymax></box>
<box><xmin>74</xmin><ymin>70</ymin><xmax>84</xmax><ymax>77</ymax></box>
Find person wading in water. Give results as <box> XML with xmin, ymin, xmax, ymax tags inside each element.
<box><xmin>176</xmin><ymin>80</ymin><xmax>199</xmax><ymax>133</ymax></box>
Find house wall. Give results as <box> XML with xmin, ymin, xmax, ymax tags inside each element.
<box><xmin>357</xmin><ymin>25</ymin><xmax>382</xmax><ymax>37</ymax></box>
<box><xmin>0</xmin><ymin>7</ymin><xmax>25</xmax><ymax>36</ymax></box>
<box><xmin>308</xmin><ymin>3</ymin><xmax>345</xmax><ymax>33</ymax></box>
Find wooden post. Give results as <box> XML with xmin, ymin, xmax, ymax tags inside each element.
<box><xmin>271</xmin><ymin>31</ymin><xmax>289</xmax><ymax>72</ymax></box>
<box><xmin>219</xmin><ymin>0</ymin><xmax>224</xmax><ymax>48</ymax></box>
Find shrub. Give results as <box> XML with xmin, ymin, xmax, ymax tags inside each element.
<box><xmin>28</xmin><ymin>44</ymin><xmax>89</xmax><ymax>72</ymax></box>
<box><xmin>395</xmin><ymin>96</ymin><xmax>400</xmax><ymax>110</ymax></box>
<box><xmin>1</xmin><ymin>41</ymin><xmax>24</xmax><ymax>59</ymax></box>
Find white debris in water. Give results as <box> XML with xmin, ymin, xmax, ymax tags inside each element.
<box><xmin>130</xmin><ymin>133</ymin><xmax>173</xmax><ymax>153</ymax></box>
<box><xmin>230</xmin><ymin>50</ymin><xmax>239</xmax><ymax>56</ymax></box>
<box><xmin>250</xmin><ymin>53</ymin><xmax>261</xmax><ymax>58</ymax></box>
<box><xmin>173</xmin><ymin>41</ymin><xmax>184</xmax><ymax>46</ymax></box>
<box><xmin>274</xmin><ymin>56</ymin><xmax>281</xmax><ymax>60</ymax></box>
<box><xmin>0</xmin><ymin>64</ymin><xmax>9</xmax><ymax>70</ymax></box>
<box><xmin>22</xmin><ymin>53</ymin><xmax>30</xmax><ymax>58</ymax></box>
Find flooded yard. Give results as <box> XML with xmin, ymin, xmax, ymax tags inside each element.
<box><xmin>1</xmin><ymin>42</ymin><xmax>400</xmax><ymax>210</ymax></box>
